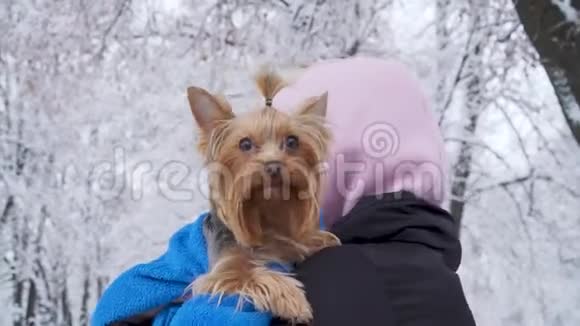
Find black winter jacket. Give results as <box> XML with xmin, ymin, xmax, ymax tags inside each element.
<box><xmin>273</xmin><ymin>191</ymin><xmax>476</xmax><ymax>326</ymax></box>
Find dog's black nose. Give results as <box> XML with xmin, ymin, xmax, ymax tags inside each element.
<box><xmin>264</xmin><ymin>161</ymin><xmax>282</xmax><ymax>177</ymax></box>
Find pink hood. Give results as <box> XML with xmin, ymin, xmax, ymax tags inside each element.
<box><xmin>274</xmin><ymin>57</ymin><xmax>448</xmax><ymax>227</ymax></box>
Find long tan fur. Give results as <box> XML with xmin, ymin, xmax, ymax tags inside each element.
<box><xmin>254</xmin><ymin>66</ymin><xmax>287</xmax><ymax>105</ymax></box>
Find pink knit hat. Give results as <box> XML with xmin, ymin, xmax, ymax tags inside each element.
<box><xmin>274</xmin><ymin>57</ymin><xmax>448</xmax><ymax>227</ymax></box>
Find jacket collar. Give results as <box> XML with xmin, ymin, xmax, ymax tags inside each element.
<box><xmin>330</xmin><ymin>191</ymin><xmax>462</xmax><ymax>271</ymax></box>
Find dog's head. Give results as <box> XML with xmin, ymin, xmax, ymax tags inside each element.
<box><xmin>187</xmin><ymin>70</ymin><xmax>330</xmax><ymax>247</ymax></box>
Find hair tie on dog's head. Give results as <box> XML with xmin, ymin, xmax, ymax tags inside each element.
<box><xmin>265</xmin><ymin>98</ymin><xmax>273</xmax><ymax>107</ymax></box>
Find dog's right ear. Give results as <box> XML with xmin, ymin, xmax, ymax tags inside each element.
<box><xmin>296</xmin><ymin>92</ymin><xmax>328</xmax><ymax>117</ymax></box>
<box><xmin>187</xmin><ymin>87</ymin><xmax>234</xmax><ymax>133</ymax></box>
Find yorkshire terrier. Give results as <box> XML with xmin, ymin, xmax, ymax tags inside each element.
<box><xmin>185</xmin><ymin>68</ymin><xmax>340</xmax><ymax>323</ymax></box>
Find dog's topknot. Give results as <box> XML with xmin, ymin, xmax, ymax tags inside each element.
<box><xmin>254</xmin><ymin>65</ymin><xmax>286</xmax><ymax>108</ymax></box>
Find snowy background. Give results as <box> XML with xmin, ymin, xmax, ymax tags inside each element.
<box><xmin>1</xmin><ymin>1</ymin><xmax>579</xmax><ymax>325</ymax></box>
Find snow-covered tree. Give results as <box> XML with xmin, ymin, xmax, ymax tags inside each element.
<box><xmin>1</xmin><ymin>1</ymin><xmax>578</xmax><ymax>325</ymax></box>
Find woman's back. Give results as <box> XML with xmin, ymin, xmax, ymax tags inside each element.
<box><xmin>274</xmin><ymin>192</ymin><xmax>475</xmax><ymax>326</ymax></box>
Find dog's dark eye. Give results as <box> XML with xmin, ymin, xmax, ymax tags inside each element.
<box><xmin>239</xmin><ymin>137</ymin><xmax>253</xmax><ymax>152</ymax></box>
<box><xmin>285</xmin><ymin>135</ymin><xmax>299</xmax><ymax>150</ymax></box>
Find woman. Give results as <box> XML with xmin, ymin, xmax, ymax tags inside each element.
<box><xmin>272</xmin><ymin>57</ymin><xmax>476</xmax><ymax>325</ymax></box>
<box><xmin>92</xmin><ymin>57</ymin><xmax>475</xmax><ymax>325</ymax></box>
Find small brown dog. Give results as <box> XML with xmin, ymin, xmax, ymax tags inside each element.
<box><xmin>185</xmin><ymin>68</ymin><xmax>340</xmax><ymax>323</ymax></box>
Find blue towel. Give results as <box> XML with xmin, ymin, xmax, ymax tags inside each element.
<box><xmin>92</xmin><ymin>212</ymin><xmax>326</xmax><ymax>325</ymax></box>
<box><xmin>91</xmin><ymin>213</ymin><xmax>275</xmax><ymax>326</ymax></box>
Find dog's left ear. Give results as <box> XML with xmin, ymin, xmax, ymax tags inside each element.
<box><xmin>296</xmin><ymin>92</ymin><xmax>328</xmax><ymax>117</ymax></box>
<box><xmin>187</xmin><ymin>86</ymin><xmax>234</xmax><ymax>133</ymax></box>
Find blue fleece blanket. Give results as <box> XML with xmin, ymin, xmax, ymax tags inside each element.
<box><xmin>92</xmin><ymin>213</ymin><xmax>321</xmax><ymax>326</ymax></box>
